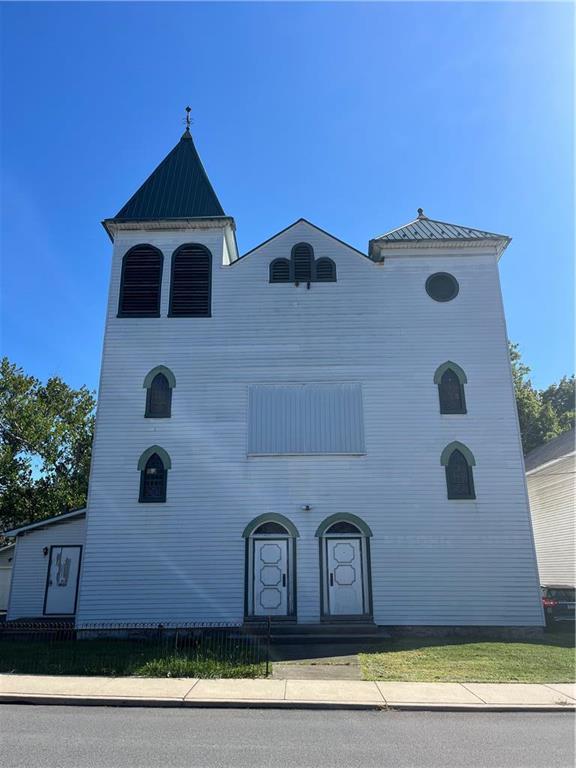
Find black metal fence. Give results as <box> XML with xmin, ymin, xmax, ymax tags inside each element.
<box><xmin>0</xmin><ymin>620</ymin><xmax>271</xmax><ymax>677</ymax></box>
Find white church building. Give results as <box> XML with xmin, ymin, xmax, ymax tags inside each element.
<box><xmin>4</xmin><ymin>124</ymin><xmax>545</xmax><ymax>629</ymax></box>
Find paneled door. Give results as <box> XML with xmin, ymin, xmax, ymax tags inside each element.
<box><xmin>326</xmin><ymin>538</ymin><xmax>364</xmax><ymax>615</ymax></box>
<box><xmin>44</xmin><ymin>546</ymin><xmax>82</xmax><ymax>615</ymax></box>
<box><xmin>253</xmin><ymin>539</ymin><xmax>288</xmax><ymax>616</ymax></box>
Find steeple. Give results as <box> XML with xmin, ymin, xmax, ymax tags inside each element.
<box><xmin>110</xmin><ymin>115</ymin><xmax>225</xmax><ymax>223</ymax></box>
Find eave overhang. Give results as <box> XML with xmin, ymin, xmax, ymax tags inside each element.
<box><xmin>368</xmin><ymin>235</ymin><xmax>511</xmax><ymax>262</ymax></box>
<box><xmin>3</xmin><ymin>508</ymin><xmax>86</xmax><ymax>538</ymax></box>
<box><xmin>102</xmin><ymin>216</ymin><xmax>240</xmax><ymax>262</ymax></box>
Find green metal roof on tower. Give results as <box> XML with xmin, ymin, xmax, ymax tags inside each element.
<box><xmin>112</xmin><ymin>117</ymin><xmax>225</xmax><ymax>221</ymax></box>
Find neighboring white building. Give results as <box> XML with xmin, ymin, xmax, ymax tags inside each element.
<box><xmin>0</xmin><ymin>544</ymin><xmax>15</xmax><ymax>612</ymax></box>
<box><xmin>3</xmin><ymin>124</ymin><xmax>545</xmax><ymax>629</ymax></box>
<box><xmin>3</xmin><ymin>511</ymin><xmax>86</xmax><ymax>621</ymax></box>
<box><xmin>526</xmin><ymin>429</ymin><xmax>575</xmax><ymax>588</ymax></box>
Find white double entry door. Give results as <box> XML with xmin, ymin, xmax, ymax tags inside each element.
<box><xmin>252</xmin><ymin>537</ymin><xmax>367</xmax><ymax>617</ymax></box>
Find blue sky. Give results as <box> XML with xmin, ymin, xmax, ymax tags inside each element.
<box><xmin>1</xmin><ymin>1</ymin><xmax>573</xmax><ymax>392</ymax></box>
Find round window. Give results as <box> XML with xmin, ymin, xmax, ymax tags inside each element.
<box><xmin>425</xmin><ymin>272</ymin><xmax>459</xmax><ymax>302</ymax></box>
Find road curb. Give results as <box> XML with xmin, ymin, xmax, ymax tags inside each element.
<box><xmin>0</xmin><ymin>694</ymin><xmax>574</xmax><ymax>712</ymax></box>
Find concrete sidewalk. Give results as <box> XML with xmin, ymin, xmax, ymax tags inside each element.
<box><xmin>0</xmin><ymin>675</ymin><xmax>575</xmax><ymax>711</ymax></box>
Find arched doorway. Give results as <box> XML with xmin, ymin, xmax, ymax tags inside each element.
<box><xmin>316</xmin><ymin>514</ymin><xmax>372</xmax><ymax>619</ymax></box>
<box><xmin>243</xmin><ymin>515</ymin><xmax>299</xmax><ymax>618</ymax></box>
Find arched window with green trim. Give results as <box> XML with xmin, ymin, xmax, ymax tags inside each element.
<box><xmin>144</xmin><ymin>366</ymin><xmax>176</xmax><ymax>418</ymax></box>
<box><xmin>441</xmin><ymin>442</ymin><xmax>476</xmax><ymax>500</ymax></box>
<box><xmin>434</xmin><ymin>362</ymin><xmax>467</xmax><ymax>415</ymax></box>
<box><xmin>138</xmin><ymin>446</ymin><xmax>171</xmax><ymax>503</ymax></box>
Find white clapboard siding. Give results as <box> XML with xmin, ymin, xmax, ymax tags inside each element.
<box><xmin>76</xmin><ymin>220</ymin><xmax>544</xmax><ymax>627</ymax></box>
<box><xmin>0</xmin><ymin>546</ymin><xmax>14</xmax><ymax>612</ymax></box>
<box><xmin>527</xmin><ymin>454</ymin><xmax>576</xmax><ymax>587</ymax></box>
<box><xmin>7</xmin><ymin>518</ymin><xmax>86</xmax><ymax>620</ymax></box>
<box><xmin>248</xmin><ymin>383</ymin><xmax>365</xmax><ymax>455</ymax></box>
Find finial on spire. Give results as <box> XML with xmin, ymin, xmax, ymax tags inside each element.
<box><xmin>417</xmin><ymin>207</ymin><xmax>426</xmax><ymax>219</ymax></box>
<box><xmin>181</xmin><ymin>106</ymin><xmax>192</xmax><ymax>139</ymax></box>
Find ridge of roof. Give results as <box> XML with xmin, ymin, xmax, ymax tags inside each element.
<box><xmin>373</xmin><ymin>213</ymin><xmax>510</xmax><ymax>243</ymax></box>
<box><xmin>111</xmin><ymin>131</ymin><xmax>225</xmax><ymax>221</ymax></box>
<box><xmin>236</xmin><ymin>218</ymin><xmax>369</xmax><ymax>263</ymax></box>
<box><xmin>2</xmin><ymin>508</ymin><xmax>86</xmax><ymax>538</ymax></box>
<box><xmin>525</xmin><ymin>428</ymin><xmax>576</xmax><ymax>472</ymax></box>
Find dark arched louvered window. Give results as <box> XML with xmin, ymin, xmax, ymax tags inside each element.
<box><xmin>446</xmin><ymin>449</ymin><xmax>475</xmax><ymax>500</ymax></box>
<box><xmin>292</xmin><ymin>243</ymin><xmax>313</xmax><ymax>283</ymax></box>
<box><xmin>270</xmin><ymin>258</ymin><xmax>290</xmax><ymax>283</ymax></box>
<box><xmin>145</xmin><ymin>373</ymin><xmax>172</xmax><ymax>418</ymax></box>
<box><xmin>118</xmin><ymin>245</ymin><xmax>163</xmax><ymax>317</ymax></box>
<box><xmin>315</xmin><ymin>258</ymin><xmax>337</xmax><ymax>282</ymax></box>
<box><xmin>169</xmin><ymin>244</ymin><xmax>212</xmax><ymax>317</ymax></box>
<box><xmin>139</xmin><ymin>453</ymin><xmax>168</xmax><ymax>503</ymax></box>
<box><xmin>439</xmin><ymin>369</ymin><xmax>466</xmax><ymax>414</ymax></box>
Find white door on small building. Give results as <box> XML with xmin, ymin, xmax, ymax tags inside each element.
<box><xmin>253</xmin><ymin>539</ymin><xmax>288</xmax><ymax>616</ymax></box>
<box><xmin>44</xmin><ymin>546</ymin><xmax>82</xmax><ymax>615</ymax></box>
<box><xmin>326</xmin><ymin>538</ymin><xmax>364</xmax><ymax>615</ymax></box>
<box><xmin>0</xmin><ymin>567</ymin><xmax>12</xmax><ymax>611</ymax></box>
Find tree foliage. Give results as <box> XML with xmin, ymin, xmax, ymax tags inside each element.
<box><xmin>510</xmin><ymin>342</ymin><xmax>575</xmax><ymax>455</ymax></box>
<box><xmin>0</xmin><ymin>357</ymin><xmax>96</xmax><ymax>533</ymax></box>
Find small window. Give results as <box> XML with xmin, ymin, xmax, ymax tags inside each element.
<box><xmin>254</xmin><ymin>521</ymin><xmax>289</xmax><ymax>535</ymax></box>
<box><xmin>315</xmin><ymin>258</ymin><xmax>337</xmax><ymax>282</ymax></box>
<box><xmin>169</xmin><ymin>244</ymin><xmax>212</xmax><ymax>317</ymax></box>
<box><xmin>438</xmin><ymin>368</ymin><xmax>466</xmax><ymax>414</ymax></box>
<box><xmin>139</xmin><ymin>452</ymin><xmax>168</xmax><ymax>503</ymax></box>
<box><xmin>445</xmin><ymin>448</ymin><xmax>475</xmax><ymax>500</ymax></box>
<box><xmin>326</xmin><ymin>521</ymin><xmax>360</xmax><ymax>534</ymax></box>
<box><xmin>118</xmin><ymin>245</ymin><xmax>163</xmax><ymax>317</ymax></box>
<box><xmin>292</xmin><ymin>243</ymin><xmax>313</xmax><ymax>283</ymax></box>
<box><xmin>145</xmin><ymin>373</ymin><xmax>172</xmax><ymax>418</ymax></box>
<box><xmin>270</xmin><ymin>259</ymin><xmax>290</xmax><ymax>283</ymax></box>
<box><xmin>426</xmin><ymin>272</ymin><xmax>459</xmax><ymax>302</ymax></box>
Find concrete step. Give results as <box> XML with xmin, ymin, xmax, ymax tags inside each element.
<box><xmin>243</xmin><ymin>622</ymin><xmax>391</xmax><ymax>644</ymax></box>
<box><xmin>245</xmin><ymin>623</ymin><xmax>386</xmax><ymax>634</ymax></box>
<box><xmin>269</xmin><ymin>634</ymin><xmax>389</xmax><ymax>645</ymax></box>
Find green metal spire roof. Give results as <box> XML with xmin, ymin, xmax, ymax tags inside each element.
<box><xmin>112</xmin><ymin>128</ymin><xmax>225</xmax><ymax>220</ymax></box>
<box><xmin>369</xmin><ymin>209</ymin><xmax>511</xmax><ymax>259</ymax></box>
<box><xmin>373</xmin><ymin>209</ymin><xmax>509</xmax><ymax>243</ymax></box>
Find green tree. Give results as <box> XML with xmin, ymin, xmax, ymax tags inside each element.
<box><xmin>542</xmin><ymin>375</ymin><xmax>576</xmax><ymax>433</ymax></box>
<box><xmin>0</xmin><ymin>358</ymin><xmax>96</xmax><ymax>533</ymax></box>
<box><xmin>509</xmin><ymin>343</ymin><xmax>574</xmax><ymax>454</ymax></box>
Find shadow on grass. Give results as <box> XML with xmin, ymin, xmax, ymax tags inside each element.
<box><xmin>0</xmin><ymin>639</ymin><xmax>265</xmax><ymax>678</ymax></box>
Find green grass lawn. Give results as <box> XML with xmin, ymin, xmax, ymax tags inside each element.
<box><xmin>359</xmin><ymin>631</ymin><xmax>575</xmax><ymax>683</ymax></box>
<box><xmin>0</xmin><ymin>639</ymin><xmax>265</xmax><ymax>679</ymax></box>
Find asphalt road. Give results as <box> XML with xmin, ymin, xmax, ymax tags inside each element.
<box><xmin>0</xmin><ymin>705</ymin><xmax>574</xmax><ymax>768</ymax></box>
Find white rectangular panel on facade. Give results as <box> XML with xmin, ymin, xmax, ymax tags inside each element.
<box><xmin>248</xmin><ymin>383</ymin><xmax>365</xmax><ymax>455</ymax></box>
